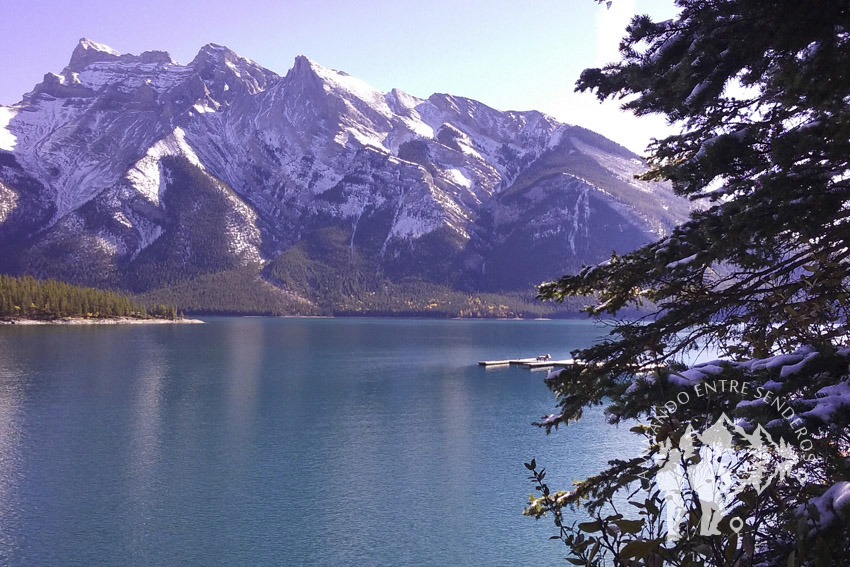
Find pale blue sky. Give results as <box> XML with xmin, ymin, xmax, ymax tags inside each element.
<box><xmin>0</xmin><ymin>0</ymin><xmax>677</xmax><ymax>153</ymax></box>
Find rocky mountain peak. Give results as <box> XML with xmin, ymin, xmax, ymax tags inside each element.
<box><xmin>291</xmin><ymin>54</ymin><xmax>316</xmax><ymax>69</ymax></box>
<box><xmin>136</xmin><ymin>50</ymin><xmax>176</xmax><ymax>66</ymax></box>
<box><xmin>67</xmin><ymin>38</ymin><xmax>121</xmax><ymax>72</ymax></box>
<box><xmin>190</xmin><ymin>43</ymin><xmax>279</xmax><ymax>100</ymax></box>
<box><xmin>281</xmin><ymin>55</ymin><xmax>395</xmax><ymax>134</ymax></box>
<box><xmin>284</xmin><ymin>56</ymin><xmax>369</xmax><ymax>94</ymax></box>
<box><xmin>283</xmin><ymin>55</ymin><xmax>328</xmax><ymax>84</ymax></box>
<box><xmin>191</xmin><ymin>43</ymin><xmax>239</xmax><ymax>65</ymax></box>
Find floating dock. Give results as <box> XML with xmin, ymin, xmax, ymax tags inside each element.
<box><xmin>478</xmin><ymin>358</ymin><xmax>537</xmax><ymax>366</ymax></box>
<box><xmin>521</xmin><ymin>359</ymin><xmax>579</xmax><ymax>368</ymax></box>
<box><xmin>479</xmin><ymin>357</ymin><xmax>665</xmax><ymax>373</ymax></box>
<box><xmin>478</xmin><ymin>357</ymin><xmax>579</xmax><ymax>368</ymax></box>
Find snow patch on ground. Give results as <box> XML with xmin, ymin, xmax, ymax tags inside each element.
<box><xmin>546</xmin><ymin>126</ymin><xmax>566</xmax><ymax>150</ymax></box>
<box><xmin>398</xmin><ymin>115</ymin><xmax>434</xmax><ymax>140</ymax></box>
<box><xmin>0</xmin><ymin>107</ymin><xmax>18</xmax><ymax>151</ymax></box>
<box><xmin>444</xmin><ymin>168</ymin><xmax>472</xmax><ymax>189</ymax></box>
<box><xmin>567</xmin><ymin>186</ymin><xmax>590</xmax><ymax>253</ymax></box>
<box><xmin>94</xmin><ymin>231</ymin><xmax>125</xmax><ymax>256</ymax></box>
<box><xmin>77</xmin><ymin>62</ymin><xmax>192</xmax><ymax>94</ymax></box>
<box><xmin>125</xmin><ymin>211</ymin><xmax>163</xmax><ymax>259</ymax></box>
<box><xmin>308</xmin><ymin>59</ymin><xmax>392</xmax><ymax>119</ymax></box>
<box><xmin>125</xmin><ymin>127</ymin><xmax>203</xmax><ymax>205</ymax></box>
<box><xmin>571</xmin><ymin>137</ymin><xmax>656</xmax><ymax>194</ymax></box>
<box><xmin>79</xmin><ymin>38</ymin><xmax>121</xmax><ymax>56</ymax></box>
<box><xmin>391</xmin><ymin>212</ymin><xmax>435</xmax><ymax>240</ymax></box>
<box><xmin>0</xmin><ymin>182</ymin><xmax>18</xmax><ymax>223</ymax></box>
<box><xmin>126</xmin><ymin>155</ymin><xmax>165</xmax><ymax>205</ymax></box>
<box><xmin>113</xmin><ymin>211</ymin><xmax>133</xmax><ymax>228</ymax></box>
<box><xmin>192</xmin><ymin>102</ymin><xmax>217</xmax><ymax>114</ymax></box>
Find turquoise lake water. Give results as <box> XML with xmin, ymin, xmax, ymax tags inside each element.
<box><xmin>0</xmin><ymin>317</ymin><xmax>638</xmax><ymax>565</ymax></box>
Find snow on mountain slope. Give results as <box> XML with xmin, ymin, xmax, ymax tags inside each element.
<box><xmin>0</xmin><ymin>107</ymin><xmax>18</xmax><ymax>151</ymax></box>
<box><xmin>126</xmin><ymin>126</ymin><xmax>204</xmax><ymax>206</ymax></box>
<box><xmin>0</xmin><ymin>39</ymin><xmax>691</xmax><ymax>294</ymax></box>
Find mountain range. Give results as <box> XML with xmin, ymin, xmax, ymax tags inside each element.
<box><xmin>0</xmin><ymin>39</ymin><xmax>690</xmax><ymax>316</ymax></box>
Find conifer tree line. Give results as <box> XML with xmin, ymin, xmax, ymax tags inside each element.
<box><xmin>0</xmin><ymin>274</ymin><xmax>178</xmax><ymax>320</ymax></box>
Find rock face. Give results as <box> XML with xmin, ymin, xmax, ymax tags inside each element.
<box><xmin>0</xmin><ymin>39</ymin><xmax>690</xmax><ymax>305</ymax></box>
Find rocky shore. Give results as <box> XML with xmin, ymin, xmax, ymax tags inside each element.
<box><xmin>0</xmin><ymin>317</ymin><xmax>204</xmax><ymax>325</ymax></box>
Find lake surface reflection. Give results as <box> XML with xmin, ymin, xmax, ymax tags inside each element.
<box><xmin>0</xmin><ymin>318</ymin><xmax>637</xmax><ymax>566</ymax></box>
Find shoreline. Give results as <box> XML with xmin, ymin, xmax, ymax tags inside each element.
<box><xmin>0</xmin><ymin>317</ymin><xmax>204</xmax><ymax>326</ymax></box>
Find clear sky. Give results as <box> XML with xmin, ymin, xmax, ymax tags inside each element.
<box><xmin>0</xmin><ymin>0</ymin><xmax>678</xmax><ymax>154</ymax></box>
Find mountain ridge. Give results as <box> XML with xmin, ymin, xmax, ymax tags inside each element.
<box><xmin>0</xmin><ymin>39</ymin><xmax>691</xmax><ymax>315</ymax></box>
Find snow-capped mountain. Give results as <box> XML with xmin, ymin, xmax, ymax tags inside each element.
<box><xmin>0</xmin><ymin>39</ymin><xmax>690</xmax><ymax>311</ymax></box>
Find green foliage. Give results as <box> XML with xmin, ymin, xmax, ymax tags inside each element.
<box><xmin>330</xmin><ymin>279</ymin><xmax>572</xmax><ymax>318</ymax></box>
<box><xmin>525</xmin><ymin>460</ymin><xmax>668</xmax><ymax>567</ymax></box>
<box><xmin>264</xmin><ymin>225</ymin><xmax>374</xmax><ymax>305</ymax></box>
<box><xmin>531</xmin><ymin>1</ymin><xmax>850</xmax><ymax>565</ymax></box>
<box><xmin>135</xmin><ymin>267</ymin><xmax>320</xmax><ymax>316</ymax></box>
<box><xmin>16</xmin><ymin>233</ymin><xmax>121</xmax><ymax>289</ymax></box>
<box><xmin>264</xmin><ymin>226</ymin><xmax>586</xmax><ymax>317</ymax></box>
<box><xmin>134</xmin><ymin>259</ymin><xmax>581</xmax><ymax>317</ymax></box>
<box><xmin>0</xmin><ymin>274</ymin><xmax>174</xmax><ymax>320</ymax></box>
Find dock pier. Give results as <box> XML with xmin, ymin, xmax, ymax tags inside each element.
<box><xmin>478</xmin><ymin>357</ymin><xmax>579</xmax><ymax>368</ymax></box>
<box><xmin>479</xmin><ymin>357</ymin><xmax>664</xmax><ymax>372</ymax></box>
